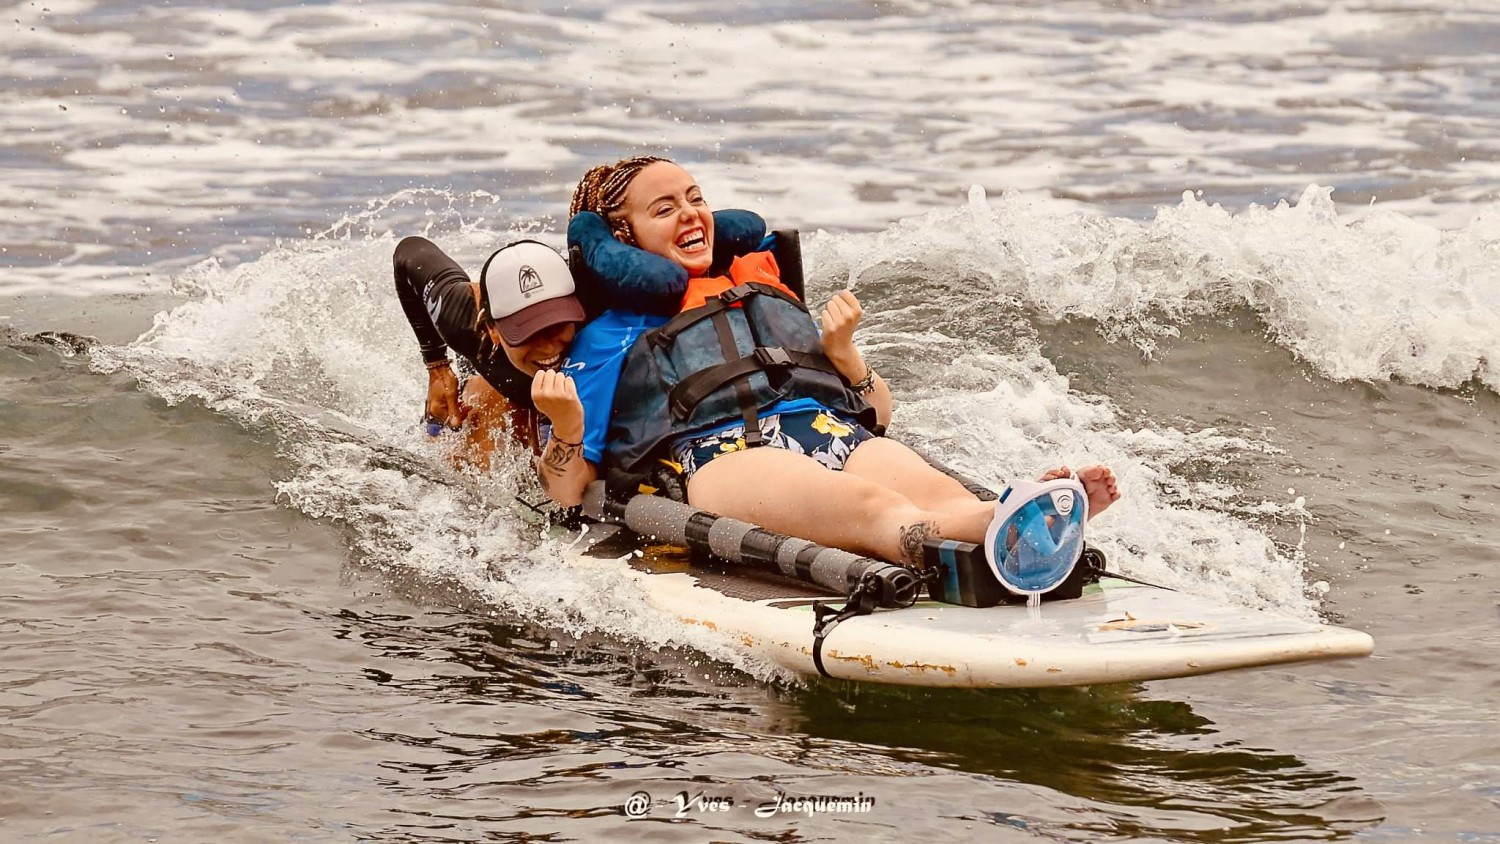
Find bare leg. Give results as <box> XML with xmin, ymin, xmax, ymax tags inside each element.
<box><xmin>842</xmin><ymin>437</ymin><xmax>994</xmax><ymax>519</ymax></box>
<box><xmin>685</xmin><ymin>446</ymin><xmax>992</xmax><ymax>565</ymax></box>
<box><xmin>842</xmin><ymin>440</ymin><xmax>1126</xmax><ymax>521</ymax></box>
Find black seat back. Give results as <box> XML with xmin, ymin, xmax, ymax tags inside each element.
<box><xmin>768</xmin><ymin>229</ymin><xmax>804</xmax><ymax>300</ymax></box>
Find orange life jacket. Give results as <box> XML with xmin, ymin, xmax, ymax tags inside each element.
<box><xmin>679</xmin><ymin>251</ymin><xmax>793</xmax><ymax>310</ymax></box>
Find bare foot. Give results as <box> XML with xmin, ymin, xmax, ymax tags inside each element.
<box><xmin>1039</xmin><ymin>464</ymin><xmax>1120</xmax><ymax>519</ymax></box>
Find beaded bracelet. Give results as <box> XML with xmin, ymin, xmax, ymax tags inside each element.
<box><xmin>851</xmin><ymin>365</ymin><xmax>878</xmax><ymax>396</ymax></box>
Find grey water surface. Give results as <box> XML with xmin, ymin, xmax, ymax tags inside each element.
<box><xmin>3</xmin><ymin>2</ymin><xmax>1499</xmax><ymax>841</ymax></box>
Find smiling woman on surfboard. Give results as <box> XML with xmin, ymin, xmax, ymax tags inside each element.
<box><xmin>534</xmin><ymin>155</ymin><xmax>1121</xmax><ymax>571</ymax></box>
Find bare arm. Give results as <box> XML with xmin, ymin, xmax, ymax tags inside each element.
<box><xmin>820</xmin><ymin>290</ymin><xmax>893</xmax><ymax>429</ymax></box>
<box><xmin>531</xmin><ymin>370</ymin><xmax>596</xmax><ymax>507</ymax></box>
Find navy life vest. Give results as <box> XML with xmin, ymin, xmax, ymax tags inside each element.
<box><xmin>604</xmin><ymin>281</ymin><xmax>877</xmax><ymax>473</ymax></box>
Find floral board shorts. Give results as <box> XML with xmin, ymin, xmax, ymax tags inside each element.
<box><xmin>669</xmin><ymin>407</ymin><xmax>875</xmax><ymax>480</ymax></box>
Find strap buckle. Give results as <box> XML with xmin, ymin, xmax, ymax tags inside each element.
<box><xmin>753</xmin><ymin>346</ymin><xmax>794</xmax><ymax>368</ymax></box>
<box><xmin>810</xmin><ymin>572</ymin><xmax>885</xmax><ymax>677</ymax></box>
<box><xmin>717</xmin><ymin>284</ymin><xmax>757</xmax><ymax>305</ymax></box>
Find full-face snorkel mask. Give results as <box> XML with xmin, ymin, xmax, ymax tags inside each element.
<box><xmin>984</xmin><ymin>477</ymin><xmax>1089</xmax><ymax>595</ymax></box>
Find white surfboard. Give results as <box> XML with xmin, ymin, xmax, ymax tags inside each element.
<box><xmin>571</xmin><ymin>524</ymin><xmax>1374</xmax><ymax>688</ymax></box>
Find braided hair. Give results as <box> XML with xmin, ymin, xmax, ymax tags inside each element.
<box><xmin>568</xmin><ymin>155</ymin><xmax>670</xmax><ymax>246</ymax></box>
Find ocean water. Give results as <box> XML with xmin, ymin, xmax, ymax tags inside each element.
<box><xmin>3</xmin><ymin>1</ymin><xmax>1498</xmax><ymax>841</ymax></box>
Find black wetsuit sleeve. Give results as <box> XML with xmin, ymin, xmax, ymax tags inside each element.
<box><xmin>392</xmin><ymin>236</ymin><xmax>535</xmax><ymax>409</ymax></box>
<box><xmin>394</xmin><ymin>236</ymin><xmax>474</xmax><ymax>364</ymax></box>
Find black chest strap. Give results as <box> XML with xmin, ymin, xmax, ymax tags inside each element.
<box><xmin>657</xmin><ymin>281</ymin><xmax>826</xmax><ymax>443</ymax></box>
<box><xmin>707</xmin><ymin>309</ymin><xmax>765</xmax><ymax>445</ymax></box>
<box><xmin>651</xmin><ymin>282</ymin><xmax>808</xmax><ymax>349</ymax></box>
<box><xmin>668</xmin><ymin>346</ymin><xmax>843</xmax><ymax>422</ymax></box>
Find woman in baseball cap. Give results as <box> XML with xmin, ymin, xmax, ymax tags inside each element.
<box><xmin>475</xmin><ymin>239</ymin><xmax>586</xmax><ymax>375</ymax></box>
<box><xmin>389</xmin><ymin>236</ymin><xmax>588</xmax><ymax>466</ymax></box>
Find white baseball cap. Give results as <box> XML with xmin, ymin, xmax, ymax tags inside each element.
<box><xmin>478</xmin><ymin>240</ymin><xmax>586</xmax><ymax>345</ymax></box>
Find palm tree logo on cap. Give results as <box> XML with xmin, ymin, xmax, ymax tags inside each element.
<box><xmin>518</xmin><ymin>265</ymin><xmax>542</xmax><ymax>298</ymax></box>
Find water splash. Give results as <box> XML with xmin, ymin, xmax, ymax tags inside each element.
<box><xmin>812</xmin><ymin>185</ymin><xmax>1500</xmax><ymax>390</ymax></box>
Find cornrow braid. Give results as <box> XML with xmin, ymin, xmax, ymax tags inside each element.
<box><xmin>568</xmin><ymin>155</ymin><xmax>670</xmax><ymax>245</ymax></box>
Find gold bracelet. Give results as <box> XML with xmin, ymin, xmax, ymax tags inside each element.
<box><xmin>425</xmin><ymin>358</ymin><xmax>451</xmax><ymax>371</ymax></box>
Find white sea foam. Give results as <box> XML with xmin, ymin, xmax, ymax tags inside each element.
<box><xmin>32</xmin><ymin>0</ymin><xmax>1500</xmax><ymax>668</ymax></box>
<box><xmin>5</xmin><ymin>0</ymin><xmax>1496</xmax><ymax>298</ymax></box>
<box><xmin>811</xmin><ymin>185</ymin><xmax>1500</xmax><ymax>390</ymax></box>
<box><xmin>90</xmin><ymin>221</ymin><xmax>791</xmax><ymax>681</ymax></box>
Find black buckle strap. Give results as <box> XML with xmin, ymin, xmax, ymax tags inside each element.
<box><xmin>666</xmin><ymin>348</ymin><xmax>844</xmax><ymax>423</ymax></box>
<box><xmin>707</xmin><ymin>310</ymin><xmax>763</xmax><ymax>448</ymax></box>
<box><xmin>716</xmin><ymin>283</ymin><xmax>756</xmax><ymax>305</ymax></box>
<box><xmin>667</xmin><ymin>356</ymin><xmax>764</xmax><ymax>420</ymax></box>
<box><xmin>738</xmin><ymin>280</ymin><xmax>811</xmax><ymax>313</ymax></box>
<box><xmin>810</xmin><ymin>566</ymin><xmax>934</xmax><ymax>677</ymax></box>
<box><xmin>649</xmin><ymin>283</ymin><xmax>771</xmax><ymax>348</ymax></box>
<box><xmin>653</xmin><ymin>297</ymin><xmax>730</xmax><ymax>348</ymax></box>
<box><xmin>811</xmin><ymin>574</ymin><xmax>881</xmax><ymax>677</ymax></box>
<box><xmin>753</xmin><ymin>346</ymin><xmax>794</xmax><ymax>368</ymax></box>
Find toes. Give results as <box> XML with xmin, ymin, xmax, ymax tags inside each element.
<box><xmin>1068</xmin><ymin>464</ymin><xmax>1121</xmax><ymax>514</ymax></box>
<box><xmin>1042</xmin><ymin>464</ymin><xmax>1121</xmax><ymax>508</ymax></box>
<box><xmin>1082</xmin><ymin>465</ymin><xmax>1111</xmax><ymax>483</ymax></box>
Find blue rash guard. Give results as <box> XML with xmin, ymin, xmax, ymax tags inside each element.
<box><xmin>561</xmin><ymin>309</ymin><xmax>669</xmax><ymax>464</ymax></box>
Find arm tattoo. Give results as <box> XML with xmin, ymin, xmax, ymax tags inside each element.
<box><xmin>897</xmin><ymin>520</ymin><xmax>938</xmax><ymax>566</ymax></box>
<box><xmin>540</xmin><ymin>441</ymin><xmax>582</xmax><ymax>473</ymax></box>
<box><xmin>536</xmin><ymin>441</ymin><xmax>582</xmax><ymax>491</ymax></box>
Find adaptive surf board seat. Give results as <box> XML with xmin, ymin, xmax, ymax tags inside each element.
<box><xmin>556</xmin><ymin>229</ymin><xmax>1374</xmax><ymax>687</ymax></box>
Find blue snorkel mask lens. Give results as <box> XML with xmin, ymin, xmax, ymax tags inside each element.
<box><xmin>984</xmin><ymin>478</ymin><xmax>1088</xmax><ymax>595</ymax></box>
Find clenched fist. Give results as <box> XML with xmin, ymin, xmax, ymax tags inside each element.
<box><xmin>531</xmin><ymin>369</ymin><xmax>585</xmax><ymax>444</ymax></box>
<box><xmin>820</xmin><ymin>289</ymin><xmax>863</xmax><ymax>360</ymax></box>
